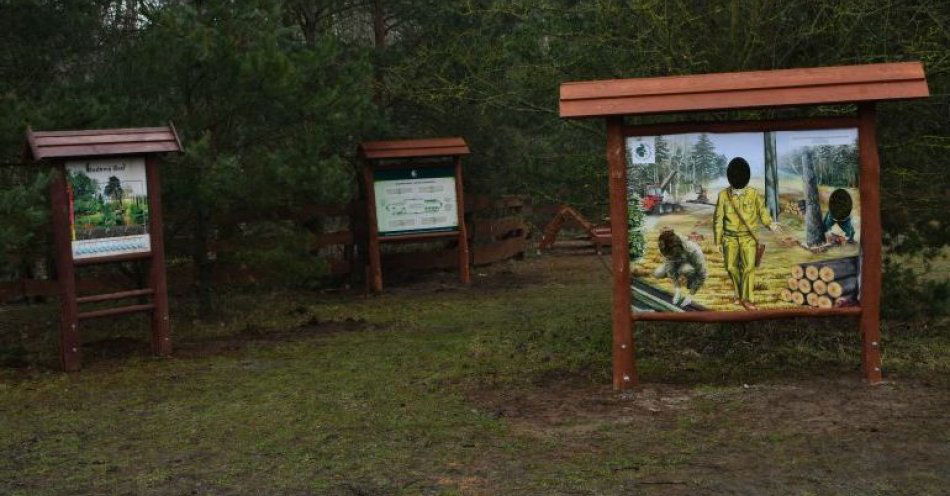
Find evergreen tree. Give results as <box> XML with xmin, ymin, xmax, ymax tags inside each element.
<box><xmin>628</xmin><ymin>196</ymin><xmax>646</xmax><ymax>262</ymax></box>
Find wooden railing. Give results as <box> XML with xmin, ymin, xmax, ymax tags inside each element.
<box><xmin>0</xmin><ymin>195</ymin><xmax>531</xmax><ymax>303</ymax></box>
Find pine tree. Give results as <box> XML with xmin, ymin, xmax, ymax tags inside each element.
<box><xmin>628</xmin><ymin>196</ymin><xmax>646</xmax><ymax>262</ymax></box>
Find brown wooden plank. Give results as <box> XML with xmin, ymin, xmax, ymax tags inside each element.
<box><xmin>607</xmin><ymin>117</ymin><xmax>637</xmax><ymax>389</ymax></box>
<box><xmin>623</xmin><ymin>116</ymin><xmax>861</xmax><ymax>137</ymax></box>
<box><xmin>632</xmin><ymin>306</ymin><xmax>862</xmax><ymax>322</ymax></box>
<box><xmin>363</xmin><ymin>163</ymin><xmax>383</xmax><ymax>292</ymax></box>
<box><xmin>31</xmin><ymin>127</ymin><xmax>172</xmax><ymax>138</ymax></box>
<box><xmin>857</xmin><ymin>104</ymin><xmax>883</xmax><ymax>384</ymax></box>
<box><xmin>78</xmin><ymin>303</ymin><xmax>155</xmax><ymax>320</ymax></box>
<box><xmin>35</xmin><ymin>141</ymin><xmax>180</xmax><ymax>159</ymax></box>
<box><xmin>360</xmin><ymin>137</ymin><xmax>467</xmax><ymax>151</ymax></box>
<box><xmin>146</xmin><ymin>156</ymin><xmax>172</xmax><ymax>357</ymax></box>
<box><xmin>76</xmin><ymin>288</ymin><xmax>154</xmax><ymax>304</ymax></box>
<box><xmin>561</xmin><ymin>80</ymin><xmax>928</xmax><ymax>118</ymax></box>
<box><xmin>362</xmin><ymin>146</ymin><xmax>470</xmax><ymax>159</ymax></box>
<box><xmin>473</xmin><ymin>236</ymin><xmax>526</xmax><ymax>266</ymax></box>
<box><xmin>34</xmin><ymin>132</ymin><xmax>176</xmax><ymax>147</ymax></box>
<box><xmin>471</xmin><ymin>216</ymin><xmax>527</xmax><ymax>241</ymax></box>
<box><xmin>50</xmin><ymin>164</ymin><xmax>81</xmax><ymax>371</ymax></box>
<box><xmin>561</xmin><ymin>62</ymin><xmax>924</xmax><ymax>100</ymax></box>
<box><xmin>455</xmin><ymin>156</ymin><xmax>471</xmax><ymax>285</ymax></box>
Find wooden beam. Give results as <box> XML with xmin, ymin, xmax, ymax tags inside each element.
<box><xmin>146</xmin><ymin>156</ymin><xmax>172</xmax><ymax>357</ymax></box>
<box><xmin>76</xmin><ymin>288</ymin><xmax>154</xmax><ymax>304</ymax></box>
<box><xmin>454</xmin><ymin>156</ymin><xmax>471</xmax><ymax>285</ymax></box>
<box><xmin>363</xmin><ymin>162</ymin><xmax>383</xmax><ymax>292</ymax></box>
<box><xmin>78</xmin><ymin>304</ymin><xmax>155</xmax><ymax>321</ymax></box>
<box><xmin>858</xmin><ymin>103</ymin><xmax>883</xmax><ymax>384</ymax></box>
<box><xmin>50</xmin><ymin>163</ymin><xmax>81</xmax><ymax>371</ymax></box>
<box><xmin>633</xmin><ymin>306</ymin><xmax>861</xmax><ymax>322</ymax></box>
<box><xmin>607</xmin><ymin>117</ymin><xmax>637</xmax><ymax>389</ymax></box>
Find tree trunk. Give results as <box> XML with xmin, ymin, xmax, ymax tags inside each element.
<box><xmin>801</xmin><ymin>149</ymin><xmax>824</xmax><ymax>247</ymax></box>
<box><xmin>372</xmin><ymin>0</ymin><xmax>386</xmax><ymax>105</ymax></box>
<box><xmin>764</xmin><ymin>131</ymin><xmax>779</xmax><ymax>220</ymax></box>
<box><xmin>193</xmin><ymin>200</ymin><xmax>213</xmax><ymax>313</ymax></box>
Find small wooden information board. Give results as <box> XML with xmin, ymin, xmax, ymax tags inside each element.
<box><xmin>559</xmin><ymin>62</ymin><xmax>930</xmax><ymax>390</ymax></box>
<box><xmin>25</xmin><ymin>125</ymin><xmax>183</xmax><ymax>371</ymax></box>
<box><xmin>358</xmin><ymin>137</ymin><xmax>472</xmax><ymax>292</ymax></box>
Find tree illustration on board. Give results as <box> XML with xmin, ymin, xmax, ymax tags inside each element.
<box><xmin>628</xmin><ymin>196</ymin><xmax>646</xmax><ymax>262</ymax></box>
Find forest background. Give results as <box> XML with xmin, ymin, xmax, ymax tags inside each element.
<box><xmin>0</xmin><ymin>0</ymin><xmax>947</xmax><ymax>318</ymax></box>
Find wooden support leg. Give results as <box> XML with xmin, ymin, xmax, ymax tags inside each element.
<box><xmin>606</xmin><ymin>117</ymin><xmax>637</xmax><ymax>389</ymax></box>
<box><xmin>454</xmin><ymin>157</ymin><xmax>471</xmax><ymax>285</ymax></box>
<box><xmin>146</xmin><ymin>157</ymin><xmax>172</xmax><ymax>356</ymax></box>
<box><xmin>362</xmin><ymin>164</ymin><xmax>384</xmax><ymax>292</ymax></box>
<box><xmin>50</xmin><ymin>165</ymin><xmax>81</xmax><ymax>371</ymax></box>
<box><xmin>858</xmin><ymin>104</ymin><xmax>883</xmax><ymax>384</ymax></box>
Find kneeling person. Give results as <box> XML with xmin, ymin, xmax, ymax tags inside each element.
<box><xmin>653</xmin><ymin>228</ymin><xmax>707</xmax><ymax>307</ymax></box>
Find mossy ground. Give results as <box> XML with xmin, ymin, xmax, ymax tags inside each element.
<box><xmin>1</xmin><ymin>252</ymin><xmax>948</xmax><ymax>495</ymax></box>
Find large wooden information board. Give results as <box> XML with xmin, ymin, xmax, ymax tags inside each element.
<box><xmin>559</xmin><ymin>62</ymin><xmax>930</xmax><ymax>389</ymax></box>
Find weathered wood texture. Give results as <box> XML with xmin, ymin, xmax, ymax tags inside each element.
<box><xmin>607</xmin><ymin>117</ymin><xmax>636</xmax><ymax>390</ymax></box>
<box><xmin>560</xmin><ymin>62</ymin><xmax>929</xmax><ymax>118</ymax></box>
<box><xmin>49</xmin><ymin>163</ymin><xmax>81</xmax><ymax>371</ymax></box>
<box><xmin>145</xmin><ymin>156</ymin><xmax>171</xmax><ymax>356</ymax></box>
<box><xmin>0</xmin><ymin>195</ymin><xmax>530</xmax><ymax>303</ymax></box>
<box><xmin>26</xmin><ymin>124</ymin><xmax>182</xmax><ymax>160</ymax></box>
<box><xmin>358</xmin><ymin>137</ymin><xmax>470</xmax><ymax>159</ymax></box>
<box><xmin>858</xmin><ymin>103</ymin><xmax>883</xmax><ymax>384</ymax></box>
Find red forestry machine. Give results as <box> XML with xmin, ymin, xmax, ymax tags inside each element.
<box><xmin>638</xmin><ymin>169</ymin><xmax>683</xmax><ymax>215</ymax></box>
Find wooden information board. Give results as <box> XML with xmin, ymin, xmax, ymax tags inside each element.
<box><xmin>559</xmin><ymin>62</ymin><xmax>930</xmax><ymax>389</ymax></box>
<box><xmin>358</xmin><ymin>137</ymin><xmax>472</xmax><ymax>292</ymax></box>
<box><xmin>26</xmin><ymin>125</ymin><xmax>182</xmax><ymax>371</ymax></box>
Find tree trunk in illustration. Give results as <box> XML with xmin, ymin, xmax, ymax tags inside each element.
<box><xmin>764</xmin><ymin>131</ymin><xmax>779</xmax><ymax>220</ymax></box>
<box><xmin>802</xmin><ymin>149</ymin><xmax>824</xmax><ymax>247</ymax></box>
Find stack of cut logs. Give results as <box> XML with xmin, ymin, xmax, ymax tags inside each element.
<box><xmin>780</xmin><ymin>256</ymin><xmax>859</xmax><ymax>308</ymax></box>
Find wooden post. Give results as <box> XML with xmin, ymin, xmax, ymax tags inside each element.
<box><xmin>49</xmin><ymin>163</ymin><xmax>81</xmax><ymax>371</ymax></box>
<box><xmin>145</xmin><ymin>156</ymin><xmax>171</xmax><ymax>356</ymax></box>
<box><xmin>857</xmin><ymin>103</ymin><xmax>883</xmax><ymax>384</ymax></box>
<box><xmin>362</xmin><ymin>162</ymin><xmax>383</xmax><ymax>292</ymax></box>
<box><xmin>606</xmin><ymin>117</ymin><xmax>637</xmax><ymax>389</ymax></box>
<box><xmin>454</xmin><ymin>156</ymin><xmax>471</xmax><ymax>284</ymax></box>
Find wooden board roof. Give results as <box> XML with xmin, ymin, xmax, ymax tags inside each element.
<box><xmin>359</xmin><ymin>137</ymin><xmax>470</xmax><ymax>160</ymax></box>
<box><xmin>26</xmin><ymin>124</ymin><xmax>183</xmax><ymax>160</ymax></box>
<box><xmin>559</xmin><ymin>62</ymin><xmax>929</xmax><ymax>119</ymax></box>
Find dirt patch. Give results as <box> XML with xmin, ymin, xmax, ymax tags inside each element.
<box><xmin>467</xmin><ymin>377</ymin><xmax>950</xmax><ymax>494</ymax></box>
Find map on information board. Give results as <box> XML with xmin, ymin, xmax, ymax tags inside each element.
<box><xmin>373</xmin><ymin>166</ymin><xmax>458</xmax><ymax>236</ymax></box>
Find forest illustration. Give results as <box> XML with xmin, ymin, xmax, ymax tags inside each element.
<box><xmin>67</xmin><ymin>168</ymin><xmax>149</xmax><ymax>242</ymax></box>
<box><xmin>628</xmin><ymin>129</ymin><xmax>861</xmax><ymax>313</ymax></box>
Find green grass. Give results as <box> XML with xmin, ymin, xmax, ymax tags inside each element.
<box><xmin>1</xmin><ymin>255</ymin><xmax>949</xmax><ymax>495</ymax></box>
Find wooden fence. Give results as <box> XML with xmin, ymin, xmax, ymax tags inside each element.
<box><xmin>0</xmin><ymin>195</ymin><xmax>531</xmax><ymax>304</ymax></box>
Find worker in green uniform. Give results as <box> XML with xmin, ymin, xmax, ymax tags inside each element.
<box><xmin>713</xmin><ymin>157</ymin><xmax>780</xmax><ymax>310</ymax></box>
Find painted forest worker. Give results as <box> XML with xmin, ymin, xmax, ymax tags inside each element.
<box><xmin>713</xmin><ymin>157</ymin><xmax>780</xmax><ymax>310</ymax></box>
<box><xmin>823</xmin><ymin>188</ymin><xmax>856</xmax><ymax>244</ymax></box>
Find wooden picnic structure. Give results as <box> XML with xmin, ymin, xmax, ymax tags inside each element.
<box><xmin>538</xmin><ymin>204</ymin><xmax>611</xmax><ymax>253</ymax></box>
<box><xmin>24</xmin><ymin>125</ymin><xmax>182</xmax><ymax>371</ymax></box>
<box><xmin>358</xmin><ymin>137</ymin><xmax>472</xmax><ymax>292</ymax></box>
<box><xmin>559</xmin><ymin>62</ymin><xmax>930</xmax><ymax>390</ymax></box>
